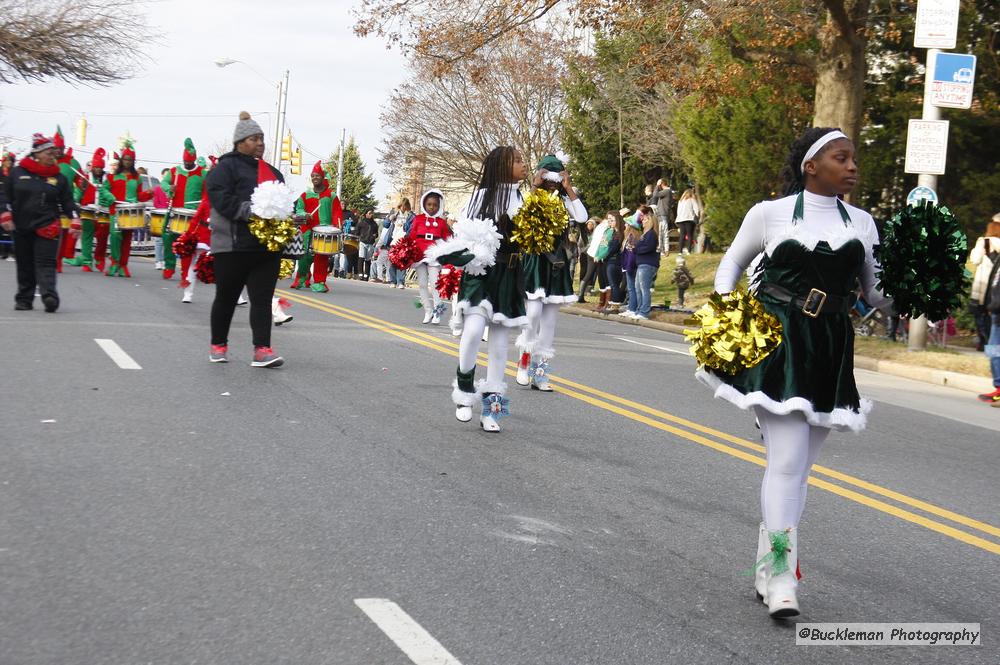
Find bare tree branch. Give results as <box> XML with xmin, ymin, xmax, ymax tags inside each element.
<box><xmin>0</xmin><ymin>0</ymin><xmax>152</xmax><ymax>86</ymax></box>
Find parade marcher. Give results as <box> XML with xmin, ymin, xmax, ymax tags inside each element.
<box><xmin>162</xmin><ymin>138</ymin><xmax>205</xmax><ymax>280</ymax></box>
<box><xmin>206</xmin><ymin>111</ymin><xmax>284</xmax><ymax>367</ymax></box>
<box><xmin>292</xmin><ymin>161</ymin><xmax>337</xmax><ymax>292</ymax></box>
<box><xmin>101</xmin><ymin>140</ymin><xmax>151</xmax><ymax>278</ymax></box>
<box><xmin>514</xmin><ymin>155</ymin><xmax>588</xmax><ymax>390</ymax></box>
<box><xmin>0</xmin><ymin>151</ymin><xmax>16</xmax><ymax>260</ymax></box>
<box><xmin>697</xmin><ymin>128</ymin><xmax>890</xmax><ymax>618</ymax></box>
<box><xmin>53</xmin><ymin>127</ymin><xmax>84</xmax><ymax>270</ymax></box>
<box><xmin>151</xmin><ymin>168</ymin><xmax>170</xmax><ymax>269</ymax></box>
<box><xmin>1</xmin><ymin>134</ymin><xmax>80</xmax><ymax>312</ymax></box>
<box><xmin>408</xmin><ymin>189</ymin><xmax>452</xmax><ymax>324</ymax></box>
<box><xmin>426</xmin><ymin>146</ymin><xmax>529</xmax><ymax>432</ymax></box>
<box><xmin>75</xmin><ymin>148</ymin><xmax>111</xmax><ymax>272</ymax></box>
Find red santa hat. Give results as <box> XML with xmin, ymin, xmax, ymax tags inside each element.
<box><xmin>31</xmin><ymin>133</ymin><xmax>56</xmax><ymax>154</ymax></box>
<box><xmin>257</xmin><ymin>158</ymin><xmax>279</xmax><ymax>184</ymax></box>
<box><xmin>182</xmin><ymin>137</ymin><xmax>197</xmax><ymax>163</ymax></box>
<box><xmin>53</xmin><ymin>125</ymin><xmax>65</xmax><ymax>149</ymax></box>
<box><xmin>91</xmin><ymin>148</ymin><xmax>107</xmax><ymax>169</ymax></box>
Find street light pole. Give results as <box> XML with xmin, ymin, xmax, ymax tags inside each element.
<box><xmin>215</xmin><ymin>59</ymin><xmax>288</xmax><ymax>165</ymax></box>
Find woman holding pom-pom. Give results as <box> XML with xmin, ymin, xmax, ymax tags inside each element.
<box><xmin>425</xmin><ymin>147</ymin><xmax>529</xmax><ymax>432</ymax></box>
<box><xmin>204</xmin><ymin>111</ymin><xmax>285</xmax><ymax>368</ymax></box>
<box><xmin>699</xmin><ymin>128</ymin><xmax>890</xmax><ymax>619</ymax></box>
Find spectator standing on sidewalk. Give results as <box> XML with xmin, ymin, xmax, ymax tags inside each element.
<box><xmin>648</xmin><ymin>179</ymin><xmax>673</xmax><ymax>254</ymax></box>
<box><xmin>977</xmin><ymin>214</ymin><xmax>1000</xmax><ymax>406</ymax></box>
<box><xmin>356</xmin><ymin>209</ymin><xmax>379</xmax><ymax>281</ymax></box>
<box><xmin>633</xmin><ymin>205</ymin><xmax>660</xmax><ymax>319</ymax></box>
<box><xmin>604</xmin><ymin>211</ymin><xmax>625</xmax><ymax>310</ymax></box>
<box><xmin>968</xmin><ymin>215</ymin><xmax>1000</xmax><ymax>352</ymax></box>
<box><xmin>675</xmin><ymin>187</ymin><xmax>702</xmax><ymax>255</ymax></box>
<box><xmin>577</xmin><ymin>215</ymin><xmax>606</xmax><ymax>303</ymax></box>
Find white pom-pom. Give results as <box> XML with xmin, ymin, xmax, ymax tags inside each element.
<box><xmin>453</xmin><ymin>217</ymin><xmax>501</xmax><ymax>276</ymax></box>
<box><xmin>250</xmin><ymin>181</ymin><xmax>298</xmax><ymax>219</ymax></box>
<box><xmin>555</xmin><ymin>150</ymin><xmax>571</xmax><ymax>165</ymax></box>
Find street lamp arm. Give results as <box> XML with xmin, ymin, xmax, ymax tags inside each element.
<box><xmin>214</xmin><ymin>58</ymin><xmax>276</xmax><ymax>87</ymax></box>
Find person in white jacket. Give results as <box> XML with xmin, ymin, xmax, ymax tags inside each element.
<box><xmin>675</xmin><ymin>187</ymin><xmax>702</xmax><ymax>255</ymax></box>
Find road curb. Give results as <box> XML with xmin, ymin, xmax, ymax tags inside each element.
<box><xmin>560</xmin><ymin>305</ymin><xmax>992</xmax><ymax>395</ymax></box>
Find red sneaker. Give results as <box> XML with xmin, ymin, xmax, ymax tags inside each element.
<box><xmin>82</xmin><ymin>265</ymin><xmax>93</xmax><ymax>273</ymax></box>
<box><xmin>251</xmin><ymin>346</ymin><xmax>284</xmax><ymax>368</ymax></box>
<box><xmin>163</xmin><ymin>269</ymin><xmax>175</xmax><ymax>280</ymax></box>
<box><xmin>977</xmin><ymin>388</ymin><xmax>1000</xmax><ymax>403</ymax></box>
<box><xmin>209</xmin><ymin>344</ymin><xmax>228</xmax><ymax>363</ymax></box>
<box><xmin>121</xmin><ymin>266</ymin><xmax>131</xmax><ymax>278</ymax></box>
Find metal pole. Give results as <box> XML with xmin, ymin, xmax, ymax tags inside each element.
<box><xmin>908</xmin><ymin>48</ymin><xmax>941</xmax><ymax>351</ymax></box>
<box><xmin>618</xmin><ymin>108</ymin><xmax>624</xmax><ymax>208</ymax></box>
<box><xmin>336</xmin><ymin>128</ymin><xmax>346</xmax><ymax>200</ymax></box>
<box><xmin>270</xmin><ymin>78</ymin><xmax>283</xmax><ymax>164</ymax></box>
<box><xmin>275</xmin><ymin>70</ymin><xmax>290</xmax><ymax>171</ymax></box>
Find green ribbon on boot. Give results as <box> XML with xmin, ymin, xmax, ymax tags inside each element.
<box><xmin>744</xmin><ymin>529</ymin><xmax>791</xmax><ymax>577</ymax></box>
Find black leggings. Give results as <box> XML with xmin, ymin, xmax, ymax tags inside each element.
<box><xmin>211</xmin><ymin>251</ymin><xmax>281</xmax><ymax>347</ymax></box>
<box><xmin>677</xmin><ymin>221</ymin><xmax>696</xmax><ymax>253</ymax></box>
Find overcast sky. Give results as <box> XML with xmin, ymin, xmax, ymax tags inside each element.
<box><xmin>0</xmin><ymin>0</ymin><xmax>409</xmax><ymax>205</ymax></box>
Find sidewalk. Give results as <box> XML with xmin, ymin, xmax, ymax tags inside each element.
<box><xmin>561</xmin><ymin>305</ymin><xmax>994</xmax><ymax>395</ymax></box>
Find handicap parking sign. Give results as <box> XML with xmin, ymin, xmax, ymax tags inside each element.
<box><xmin>931</xmin><ymin>52</ymin><xmax>976</xmax><ymax>109</ymax></box>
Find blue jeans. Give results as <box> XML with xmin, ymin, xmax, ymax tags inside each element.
<box><xmin>635</xmin><ymin>264</ymin><xmax>657</xmax><ymax>317</ymax></box>
<box><xmin>987</xmin><ymin>312</ymin><xmax>1000</xmax><ymax>388</ymax></box>
<box><xmin>625</xmin><ymin>271</ymin><xmax>638</xmax><ymax>312</ymax></box>
<box><xmin>153</xmin><ymin>236</ymin><xmax>164</xmax><ymax>263</ymax></box>
<box><xmin>389</xmin><ymin>263</ymin><xmax>406</xmax><ymax>285</ymax></box>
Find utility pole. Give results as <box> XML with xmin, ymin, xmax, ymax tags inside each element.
<box><xmin>336</xmin><ymin>128</ymin><xmax>346</xmax><ymax>200</ymax></box>
<box><xmin>618</xmin><ymin>107</ymin><xmax>624</xmax><ymax>208</ymax></box>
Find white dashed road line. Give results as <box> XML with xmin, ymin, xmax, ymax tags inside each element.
<box><xmin>354</xmin><ymin>598</ymin><xmax>463</xmax><ymax>665</ymax></box>
<box><xmin>94</xmin><ymin>338</ymin><xmax>142</xmax><ymax>370</ymax></box>
<box><xmin>613</xmin><ymin>335</ymin><xmax>691</xmax><ymax>355</ymax></box>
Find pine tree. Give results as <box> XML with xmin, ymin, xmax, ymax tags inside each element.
<box><xmin>326</xmin><ymin>137</ymin><xmax>377</xmax><ymax>212</ymax></box>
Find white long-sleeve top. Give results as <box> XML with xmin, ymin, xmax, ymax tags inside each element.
<box><xmin>564</xmin><ymin>195</ymin><xmax>588</xmax><ymax>224</ymax></box>
<box><xmin>715</xmin><ymin>191</ymin><xmax>890</xmax><ymax>309</ymax></box>
<box><xmin>461</xmin><ymin>184</ymin><xmax>523</xmax><ymax>220</ymax></box>
<box><xmin>676</xmin><ymin>197</ymin><xmax>701</xmax><ymax>224</ymax></box>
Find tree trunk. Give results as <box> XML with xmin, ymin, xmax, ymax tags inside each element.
<box><xmin>811</xmin><ymin>2</ymin><xmax>870</xmax><ymax>145</ymax></box>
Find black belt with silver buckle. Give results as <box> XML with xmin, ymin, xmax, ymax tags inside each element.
<box><xmin>423</xmin><ymin>233</ymin><xmax>435</xmax><ymax>240</ymax></box>
<box><xmin>760</xmin><ymin>283</ymin><xmax>854</xmax><ymax>317</ymax></box>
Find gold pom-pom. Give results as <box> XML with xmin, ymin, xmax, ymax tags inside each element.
<box><xmin>279</xmin><ymin>258</ymin><xmax>295</xmax><ymax>280</ymax></box>
<box><xmin>510</xmin><ymin>189</ymin><xmax>570</xmax><ymax>255</ymax></box>
<box><xmin>248</xmin><ymin>215</ymin><xmax>299</xmax><ymax>253</ymax></box>
<box><xmin>239</xmin><ymin>111</ymin><xmax>251</xmax><ymax>121</ymax></box>
<box><xmin>684</xmin><ymin>287</ymin><xmax>783</xmax><ymax>375</ymax></box>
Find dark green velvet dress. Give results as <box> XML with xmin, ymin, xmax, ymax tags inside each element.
<box><xmin>523</xmin><ymin>236</ymin><xmax>577</xmax><ymax>304</ymax></box>
<box><xmin>699</xmin><ymin>237</ymin><xmax>871</xmax><ymax>432</ymax></box>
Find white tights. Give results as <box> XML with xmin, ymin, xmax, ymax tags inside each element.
<box><xmin>458</xmin><ymin>312</ymin><xmax>510</xmax><ymax>389</ymax></box>
<box><xmin>184</xmin><ymin>248</ymin><xmax>207</xmax><ymax>300</ymax></box>
<box><xmin>415</xmin><ymin>263</ymin><xmax>441</xmax><ymax>312</ymax></box>
<box><xmin>522</xmin><ymin>299</ymin><xmax>560</xmax><ymax>358</ymax></box>
<box><xmin>754</xmin><ymin>407</ymin><xmax>830</xmax><ymax>530</ymax></box>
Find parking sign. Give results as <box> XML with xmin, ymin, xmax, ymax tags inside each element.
<box><xmin>930</xmin><ymin>52</ymin><xmax>977</xmax><ymax>109</ymax></box>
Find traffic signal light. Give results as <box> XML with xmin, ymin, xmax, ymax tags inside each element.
<box><xmin>76</xmin><ymin>116</ymin><xmax>87</xmax><ymax>146</ymax></box>
<box><xmin>289</xmin><ymin>147</ymin><xmax>302</xmax><ymax>175</ymax></box>
<box><xmin>280</xmin><ymin>133</ymin><xmax>292</xmax><ymax>162</ymax></box>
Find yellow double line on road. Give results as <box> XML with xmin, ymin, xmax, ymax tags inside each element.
<box><xmin>278</xmin><ymin>289</ymin><xmax>1000</xmax><ymax>556</ymax></box>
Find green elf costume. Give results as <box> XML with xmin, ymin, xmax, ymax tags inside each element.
<box><xmin>53</xmin><ymin>126</ymin><xmax>85</xmax><ymax>271</ymax></box>
<box><xmin>291</xmin><ymin>161</ymin><xmax>337</xmax><ymax>291</ymax></box>
<box><xmin>101</xmin><ymin>140</ymin><xmax>151</xmax><ymax>278</ymax></box>
<box><xmin>76</xmin><ymin>147</ymin><xmax>111</xmax><ymax>271</ymax></box>
<box><xmin>161</xmin><ymin>138</ymin><xmax>204</xmax><ymax>280</ymax></box>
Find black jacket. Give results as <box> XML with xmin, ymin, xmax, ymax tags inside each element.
<box><xmin>207</xmin><ymin>151</ymin><xmax>283</xmax><ymax>253</ymax></box>
<box><xmin>356</xmin><ymin>216</ymin><xmax>378</xmax><ymax>244</ymax></box>
<box><xmin>2</xmin><ymin>165</ymin><xmax>77</xmax><ymax>232</ymax></box>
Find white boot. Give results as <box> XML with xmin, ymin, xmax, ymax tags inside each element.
<box><xmin>529</xmin><ymin>357</ymin><xmax>553</xmax><ymax>392</ymax></box>
<box><xmin>753</xmin><ymin>522</ymin><xmax>769</xmax><ymax>602</ymax></box>
<box><xmin>515</xmin><ymin>353</ymin><xmax>531</xmax><ymax>386</ymax></box>
<box><xmin>182</xmin><ymin>280</ymin><xmax>195</xmax><ymax>303</ymax></box>
<box><xmin>479</xmin><ymin>383</ymin><xmax>508</xmax><ymax>433</ymax></box>
<box><xmin>272</xmin><ymin>297</ymin><xmax>293</xmax><ymax>326</ymax></box>
<box><xmin>452</xmin><ymin>373</ymin><xmax>478</xmax><ymax>423</ymax></box>
<box><xmin>422</xmin><ymin>309</ymin><xmax>433</xmax><ymax>324</ymax></box>
<box><xmin>762</xmin><ymin>527</ymin><xmax>800</xmax><ymax>618</ymax></box>
<box><xmin>431</xmin><ymin>303</ymin><xmax>443</xmax><ymax>325</ymax></box>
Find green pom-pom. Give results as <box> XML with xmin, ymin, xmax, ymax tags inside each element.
<box><xmin>875</xmin><ymin>201</ymin><xmax>969</xmax><ymax>321</ymax></box>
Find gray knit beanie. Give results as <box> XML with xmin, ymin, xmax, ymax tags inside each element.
<box><xmin>233</xmin><ymin>111</ymin><xmax>264</xmax><ymax>144</ymax></box>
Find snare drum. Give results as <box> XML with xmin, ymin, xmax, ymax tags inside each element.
<box><xmin>115</xmin><ymin>203</ymin><xmax>147</xmax><ymax>231</ymax></box>
<box><xmin>311</xmin><ymin>225</ymin><xmax>343</xmax><ymax>256</ymax></box>
<box><xmin>79</xmin><ymin>205</ymin><xmax>98</xmax><ymax>222</ymax></box>
<box><xmin>147</xmin><ymin>208</ymin><xmax>170</xmax><ymax>237</ymax></box>
<box><xmin>60</xmin><ymin>216</ymin><xmax>73</xmax><ymax>229</ymax></box>
<box><xmin>342</xmin><ymin>233</ymin><xmax>360</xmax><ymax>254</ymax></box>
<box><xmin>95</xmin><ymin>206</ymin><xmax>111</xmax><ymax>224</ymax></box>
<box><xmin>168</xmin><ymin>208</ymin><xmax>195</xmax><ymax>235</ymax></box>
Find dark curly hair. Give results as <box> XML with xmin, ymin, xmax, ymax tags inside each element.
<box><xmin>779</xmin><ymin>127</ymin><xmax>844</xmax><ymax>196</ymax></box>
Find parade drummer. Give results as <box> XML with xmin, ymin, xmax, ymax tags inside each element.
<box><xmin>162</xmin><ymin>138</ymin><xmax>205</xmax><ymax>281</ymax></box>
<box><xmin>291</xmin><ymin>161</ymin><xmax>337</xmax><ymax>293</ymax></box>
<box><xmin>76</xmin><ymin>148</ymin><xmax>111</xmax><ymax>272</ymax></box>
<box><xmin>101</xmin><ymin>140</ymin><xmax>151</xmax><ymax>278</ymax></box>
<box><xmin>53</xmin><ymin>126</ymin><xmax>85</xmax><ymax>271</ymax></box>
<box><xmin>0</xmin><ymin>133</ymin><xmax>80</xmax><ymax>312</ymax></box>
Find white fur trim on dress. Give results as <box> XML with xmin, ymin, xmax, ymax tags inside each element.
<box><xmin>451</xmin><ymin>379</ymin><xmax>481</xmax><ymax>407</ymax></box>
<box><xmin>525</xmin><ymin>288</ymin><xmax>579</xmax><ymax>305</ymax></box>
<box><xmin>454</xmin><ymin>298</ymin><xmax>529</xmax><ymax>328</ymax></box>
<box><xmin>514</xmin><ymin>329</ymin><xmax>535</xmax><ymax>355</ymax></box>
<box><xmin>696</xmin><ymin>368</ymin><xmax>871</xmax><ymax>433</ymax></box>
<box><xmin>425</xmin><ymin>217</ymin><xmax>502</xmax><ymax>276</ymax></box>
<box><xmin>476</xmin><ymin>378</ymin><xmax>507</xmax><ymax>395</ymax></box>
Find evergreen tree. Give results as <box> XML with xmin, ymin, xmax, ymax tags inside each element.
<box><xmin>326</xmin><ymin>137</ymin><xmax>377</xmax><ymax>212</ymax></box>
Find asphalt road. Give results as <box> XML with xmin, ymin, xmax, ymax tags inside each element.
<box><xmin>1</xmin><ymin>258</ymin><xmax>997</xmax><ymax>665</ymax></box>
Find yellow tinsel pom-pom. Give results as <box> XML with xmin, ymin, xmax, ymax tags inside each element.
<box><xmin>248</xmin><ymin>215</ymin><xmax>298</xmax><ymax>253</ymax></box>
<box><xmin>684</xmin><ymin>287</ymin><xmax>783</xmax><ymax>375</ymax></box>
<box><xmin>278</xmin><ymin>258</ymin><xmax>295</xmax><ymax>280</ymax></box>
<box><xmin>510</xmin><ymin>189</ymin><xmax>570</xmax><ymax>255</ymax></box>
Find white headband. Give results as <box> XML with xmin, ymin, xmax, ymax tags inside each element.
<box><xmin>800</xmin><ymin>130</ymin><xmax>848</xmax><ymax>174</ymax></box>
<box><xmin>542</xmin><ymin>171</ymin><xmax>563</xmax><ymax>183</ymax></box>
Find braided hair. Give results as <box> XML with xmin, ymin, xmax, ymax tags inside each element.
<box><xmin>779</xmin><ymin>127</ymin><xmax>843</xmax><ymax>196</ymax></box>
<box><xmin>471</xmin><ymin>147</ymin><xmax>517</xmax><ymax>234</ymax></box>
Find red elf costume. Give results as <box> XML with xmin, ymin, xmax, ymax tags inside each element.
<box><xmin>101</xmin><ymin>140</ymin><xmax>151</xmax><ymax>278</ymax></box>
<box><xmin>77</xmin><ymin>147</ymin><xmax>113</xmax><ymax>272</ymax></box>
